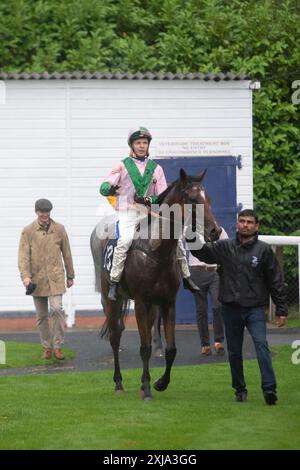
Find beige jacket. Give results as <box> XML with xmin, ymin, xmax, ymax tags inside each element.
<box><xmin>18</xmin><ymin>219</ymin><xmax>75</xmax><ymax>297</ymax></box>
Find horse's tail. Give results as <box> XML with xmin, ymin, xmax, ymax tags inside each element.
<box><xmin>100</xmin><ymin>299</ymin><xmax>131</xmax><ymax>340</ymax></box>
<box><xmin>90</xmin><ymin>226</ymin><xmax>103</xmax><ymax>293</ymax></box>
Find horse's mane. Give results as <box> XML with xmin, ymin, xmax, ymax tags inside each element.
<box><xmin>155</xmin><ymin>181</ymin><xmax>176</xmax><ymax>204</ymax></box>
<box><xmin>156</xmin><ymin>174</ymin><xmax>205</xmax><ymax>205</ymax></box>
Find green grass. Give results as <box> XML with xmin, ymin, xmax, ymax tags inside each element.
<box><xmin>268</xmin><ymin>305</ymin><xmax>300</xmax><ymax>329</ymax></box>
<box><xmin>0</xmin><ymin>341</ymin><xmax>75</xmax><ymax>368</ymax></box>
<box><xmin>287</xmin><ymin>318</ymin><xmax>300</xmax><ymax>328</ymax></box>
<box><xmin>0</xmin><ymin>345</ymin><xmax>299</xmax><ymax>450</ymax></box>
<box><xmin>286</xmin><ymin>305</ymin><xmax>300</xmax><ymax>328</ymax></box>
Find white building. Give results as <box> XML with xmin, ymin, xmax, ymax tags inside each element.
<box><xmin>0</xmin><ymin>71</ymin><xmax>258</xmax><ymax>318</ymax></box>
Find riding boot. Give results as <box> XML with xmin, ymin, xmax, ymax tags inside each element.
<box><xmin>108</xmin><ymin>282</ymin><xmax>119</xmax><ymax>301</ymax></box>
<box><xmin>183</xmin><ymin>276</ymin><xmax>200</xmax><ymax>293</ymax></box>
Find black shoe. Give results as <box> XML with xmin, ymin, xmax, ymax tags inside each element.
<box><xmin>183</xmin><ymin>277</ymin><xmax>200</xmax><ymax>293</ymax></box>
<box><xmin>108</xmin><ymin>282</ymin><xmax>118</xmax><ymax>301</ymax></box>
<box><xmin>264</xmin><ymin>390</ymin><xmax>277</xmax><ymax>405</ymax></box>
<box><xmin>235</xmin><ymin>390</ymin><xmax>248</xmax><ymax>402</ymax></box>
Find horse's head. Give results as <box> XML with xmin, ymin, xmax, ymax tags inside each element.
<box><xmin>177</xmin><ymin>168</ymin><xmax>221</xmax><ymax>242</ymax></box>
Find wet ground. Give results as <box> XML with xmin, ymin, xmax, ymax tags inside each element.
<box><xmin>0</xmin><ymin>326</ymin><xmax>299</xmax><ymax>376</ymax></box>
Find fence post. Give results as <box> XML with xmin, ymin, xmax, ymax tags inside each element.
<box><xmin>259</xmin><ymin>235</ymin><xmax>300</xmax><ymax>323</ymax></box>
<box><xmin>269</xmin><ymin>245</ymin><xmax>279</xmax><ymax>323</ymax></box>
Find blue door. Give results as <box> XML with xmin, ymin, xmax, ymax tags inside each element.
<box><xmin>154</xmin><ymin>156</ymin><xmax>239</xmax><ymax>324</ymax></box>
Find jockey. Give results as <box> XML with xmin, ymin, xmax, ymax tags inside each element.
<box><xmin>99</xmin><ymin>126</ymin><xmax>199</xmax><ymax>301</ymax></box>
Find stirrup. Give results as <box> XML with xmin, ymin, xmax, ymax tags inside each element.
<box><xmin>108</xmin><ymin>282</ymin><xmax>118</xmax><ymax>301</ymax></box>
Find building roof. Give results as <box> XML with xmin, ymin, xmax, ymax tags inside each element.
<box><xmin>0</xmin><ymin>71</ymin><xmax>250</xmax><ymax>81</ymax></box>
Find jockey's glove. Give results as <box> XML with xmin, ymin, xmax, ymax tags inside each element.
<box><xmin>100</xmin><ymin>182</ymin><xmax>120</xmax><ymax>196</ymax></box>
<box><xmin>107</xmin><ymin>184</ymin><xmax>120</xmax><ymax>196</ymax></box>
<box><xmin>134</xmin><ymin>194</ymin><xmax>152</xmax><ymax>207</ymax></box>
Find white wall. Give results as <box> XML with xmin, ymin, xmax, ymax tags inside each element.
<box><xmin>0</xmin><ymin>79</ymin><xmax>253</xmax><ymax>313</ymax></box>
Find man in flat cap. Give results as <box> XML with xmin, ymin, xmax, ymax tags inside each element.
<box><xmin>18</xmin><ymin>199</ymin><xmax>75</xmax><ymax>360</ymax></box>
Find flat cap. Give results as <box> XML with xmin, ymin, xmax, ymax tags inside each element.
<box><xmin>35</xmin><ymin>198</ymin><xmax>53</xmax><ymax>212</ymax></box>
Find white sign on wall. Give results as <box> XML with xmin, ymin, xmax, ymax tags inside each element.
<box><xmin>156</xmin><ymin>139</ymin><xmax>232</xmax><ymax>157</ymax></box>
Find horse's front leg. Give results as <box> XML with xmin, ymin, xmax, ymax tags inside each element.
<box><xmin>154</xmin><ymin>302</ymin><xmax>177</xmax><ymax>392</ymax></box>
<box><xmin>135</xmin><ymin>300</ymin><xmax>156</xmax><ymax>400</ymax></box>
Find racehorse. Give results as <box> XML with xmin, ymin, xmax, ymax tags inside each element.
<box><xmin>90</xmin><ymin>168</ymin><xmax>221</xmax><ymax>400</ymax></box>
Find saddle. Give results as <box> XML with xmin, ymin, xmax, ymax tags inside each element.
<box><xmin>102</xmin><ymin>213</ymin><xmax>155</xmax><ymax>273</ymax></box>
<box><xmin>102</xmin><ymin>221</ymin><xmax>119</xmax><ymax>273</ymax></box>
<box><xmin>103</xmin><ymin>238</ymin><xmax>117</xmax><ymax>273</ymax></box>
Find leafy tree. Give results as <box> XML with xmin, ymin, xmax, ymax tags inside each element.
<box><xmin>0</xmin><ymin>0</ymin><xmax>299</xmax><ymax>235</ymax></box>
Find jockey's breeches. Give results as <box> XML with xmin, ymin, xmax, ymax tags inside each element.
<box><xmin>110</xmin><ymin>210</ymin><xmax>141</xmax><ymax>283</ymax></box>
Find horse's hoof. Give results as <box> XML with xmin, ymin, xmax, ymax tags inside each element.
<box><xmin>115</xmin><ymin>384</ymin><xmax>124</xmax><ymax>394</ymax></box>
<box><xmin>154</xmin><ymin>378</ymin><xmax>168</xmax><ymax>392</ymax></box>
<box><xmin>140</xmin><ymin>389</ymin><xmax>153</xmax><ymax>401</ymax></box>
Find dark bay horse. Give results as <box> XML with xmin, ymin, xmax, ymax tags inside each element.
<box><xmin>90</xmin><ymin>169</ymin><xmax>220</xmax><ymax>400</ymax></box>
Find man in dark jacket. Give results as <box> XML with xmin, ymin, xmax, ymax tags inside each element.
<box><xmin>188</xmin><ymin>209</ymin><xmax>288</xmax><ymax>405</ymax></box>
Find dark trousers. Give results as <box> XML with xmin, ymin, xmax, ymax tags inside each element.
<box><xmin>222</xmin><ymin>303</ymin><xmax>277</xmax><ymax>393</ymax></box>
<box><xmin>190</xmin><ymin>268</ymin><xmax>224</xmax><ymax>346</ymax></box>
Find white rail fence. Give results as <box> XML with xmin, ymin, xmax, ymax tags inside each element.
<box><xmin>259</xmin><ymin>235</ymin><xmax>300</xmax><ymax>321</ymax></box>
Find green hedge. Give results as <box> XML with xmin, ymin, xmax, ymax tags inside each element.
<box><xmin>1</xmin><ymin>0</ymin><xmax>299</xmax><ymax>229</ymax></box>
